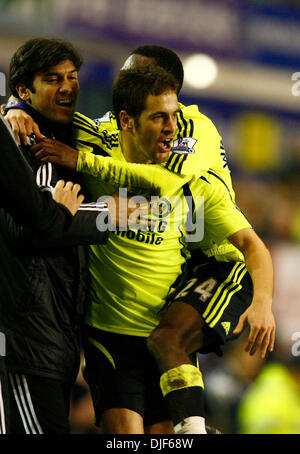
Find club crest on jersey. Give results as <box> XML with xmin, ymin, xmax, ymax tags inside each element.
<box><xmin>171</xmin><ymin>137</ymin><xmax>197</xmax><ymax>154</ymax></box>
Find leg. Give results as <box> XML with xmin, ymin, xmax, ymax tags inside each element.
<box><xmin>8</xmin><ymin>373</ymin><xmax>70</xmax><ymax>434</ymax></box>
<box><xmin>82</xmin><ymin>326</ymin><xmax>152</xmax><ymax>434</ymax></box>
<box><xmin>147</xmin><ymin>300</ymin><xmax>205</xmax><ymax>370</ymax></box>
<box><xmin>0</xmin><ymin>357</ymin><xmax>10</xmax><ymax>434</ymax></box>
<box><xmin>147</xmin><ymin>301</ymin><xmax>207</xmax><ymax>434</ymax></box>
<box><xmin>145</xmin><ymin>420</ymin><xmax>174</xmax><ymax>434</ymax></box>
<box><xmin>147</xmin><ymin>260</ymin><xmax>253</xmax><ymax>434</ymax></box>
<box><xmin>101</xmin><ymin>408</ymin><xmax>144</xmax><ymax>434</ymax></box>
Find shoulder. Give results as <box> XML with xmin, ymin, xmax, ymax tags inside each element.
<box><xmin>163</xmin><ymin>103</ymin><xmax>221</xmax><ymax>176</ymax></box>
<box><xmin>73</xmin><ymin>112</ymin><xmax>99</xmax><ymax>131</ymax></box>
<box><xmin>178</xmin><ymin>103</ymin><xmax>220</xmax><ymax>140</ymax></box>
<box><xmin>93</xmin><ymin>111</ymin><xmax>118</xmax><ymax>131</ymax></box>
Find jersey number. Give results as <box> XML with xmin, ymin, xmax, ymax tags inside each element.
<box><xmin>194</xmin><ymin>278</ymin><xmax>217</xmax><ymax>302</ymax></box>
<box><xmin>176</xmin><ymin>277</ymin><xmax>217</xmax><ymax>302</ymax></box>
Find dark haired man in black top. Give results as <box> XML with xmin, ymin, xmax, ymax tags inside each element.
<box><xmin>0</xmin><ymin>114</ymin><xmax>85</xmax><ymax>434</ymax></box>
<box><xmin>1</xmin><ymin>38</ymin><xmax>110</xmax><ymax>434</ymax></box>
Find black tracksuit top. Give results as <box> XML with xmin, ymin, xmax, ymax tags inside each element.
<box><xmin>0</xmin><ymin>108</ymin><xmax>108</xmax><ymax>384</ymax></box>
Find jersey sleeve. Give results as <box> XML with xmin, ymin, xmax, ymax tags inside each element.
<box><xmin>76</xmin><ymin>149</ymin><xmax>190</xmax><ymax>197</ymax></box>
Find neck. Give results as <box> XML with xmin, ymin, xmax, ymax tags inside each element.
<box><xmin>119</xmin><ymin>131</ymin><xmax>137</xmax><ymax>163</ymax></box>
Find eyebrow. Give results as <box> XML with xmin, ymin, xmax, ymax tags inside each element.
<box><xmin>150</xmin><ymin>108</ymin><xmax>180</xmax><ymax>117</ymax></box>
<box><xmin>43</xmin><ymin>69</ymin><xmax>78</xmax><ymax>77</ymax></box>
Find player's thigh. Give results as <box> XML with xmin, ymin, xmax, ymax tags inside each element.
<box><xmin>101</xmin><ymin>408</ymin><xmax>144</xmax><ymax>434</ymax></box>
<box><xmin>145</xmin><ymin>420</ymin><xmax>174</xmax><ymax>434</ymax></box>
<box><xmin>8</xmin><ymin>373</ymin><xmax>70</xmax><ymax>434</ymax></box>
<box><xmin>172</xmin><ymin>260</ymin><xmax>253</xmax><ymax>355</ymax></box>
<box><xmin>152</xmin><ymin>301</ymin><xmax>205</xmax><ymax>353</ymax></box>
<box><xmin>82</xmin><ymin>325</ymin><xmax>150</xmax><ymax>431</ymax></box>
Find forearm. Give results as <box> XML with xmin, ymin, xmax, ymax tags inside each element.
<box><xmin>230</xmin><ymin>228</ymin><xmax>275</xmax><ymax>356</ymax></box>
<box><xmin>231</xmin><ymin>229</ymin><xmax>274</xmax><ymax>306</ymax></box>
<box><xmin>244</xmin><ymin>240</ymin><xmax>273</xmax><ymax>307</ymax></box>
<box><xmin>77</xmin><ymin>149</ymin><xmax>189</xmax><ymax>197</ymax></box>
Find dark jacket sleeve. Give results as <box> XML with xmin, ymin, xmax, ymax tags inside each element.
<box><xmin>0</xmin><ymin>116</ymin><xmax>72</xmax><ymax>237</ymax></box>
<box><xmin>0</xmin><ymin>203</ymin><xmax>109</xmax><ymax>252</ymax></box>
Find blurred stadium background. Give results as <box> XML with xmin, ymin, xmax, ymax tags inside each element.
<box><xmin>0</xmin><ymin>0</ymin><xmax>299</xmax><ymax>434</ymax></box>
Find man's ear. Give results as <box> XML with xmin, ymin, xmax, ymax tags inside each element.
<box><xmin>16</xmin><ymin>84</ymin><xmax>31</xmax><ymax>102</ymax></box>
<box><xmin>119</xmin><ymin>110</ymin><xmax>134</xmax><ymax>131</ymax></box>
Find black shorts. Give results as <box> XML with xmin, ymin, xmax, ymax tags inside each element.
<box><xmin>82</xmin><ymin>325</ymin><xmax>173</xmax><ymax>427</ymax></box>
<box><xmin>8</xmin><ymin>373</ymin><xmax>72</xmax><ymax>434</ymax></box>
<box><xmin>173</xmin><ymin>260</ymin><xmax>253</xmax><ymax>356</ymax></box>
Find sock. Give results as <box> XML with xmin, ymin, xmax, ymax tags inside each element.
<box><xmin>175</xmin><ymin>416</ymin><xmax>206</xmax><ymax>434</ymax></box>
<box><xmin>160</xmin><ymin>364</ymin><xmax>206</xmax><ymax>434</ymax></box>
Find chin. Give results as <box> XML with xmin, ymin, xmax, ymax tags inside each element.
<box><xmin>54</xmin><ymin>114</ymin><xmax>74</xmax><ymax>124</ymax></box>
<box><xmin>155</xmin><ymin>152</ymin><xmax>169</xmax><ymax>163</ymax></box>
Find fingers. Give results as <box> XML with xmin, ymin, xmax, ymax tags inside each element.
<box><xmin>233</xmin><ymin>316</ymin><xmax>245</xmax><ymax>335</ymax></box>
<box><xmin>52</xmin><ymin>180</ymin><xmax>84</xmax><ymax>215</ymax></box>
<box><xmin>244</xmin><ymin>326</ymin><xmax>259</xmax><ymax>355</ymax></box>
<box><xmin>32</xmin><ymin>122</ymin><xmax>43</xmax><ymax>140</ymax></box>
<box><xmin>71</xmin><ymin>183</ymin><xmax>82</xmax><ymax>196</ymax></box>
<box><xmin>6</xmin><ymin>118</ymin><xmax>21</xmax><ymax>145</ymax></box>
<box><xmin>62</xmin><ymin>181</ymin><xmax>82</xmax><ymax>194</ymax></box>
<box><xmin>269</xmin><ymin>326</ymin><xmax>276</xmax><ymax>353</ymax></box>
<box><xmin>30</xmin><ymin>139</ymin><xmax>56</xmax><ymax>162</ymax></box>
<box><xmin>77</xmin><ymin>194</ymin><xmax>85</xmax><ymax>205</ymax></box>
<box><xmin>246</xmin><ymin>324</ymin><xmax>276</xmax><ymax>358</ymax></box>
<box><xmin>54</xmin><ymin>180</ymin><xmax>65</xmax><ymax>190</ymax></box>
<box><xmin>5</xmin><ymin>114</ymin><xmax>40</xmax><ymax>146</ymax></box>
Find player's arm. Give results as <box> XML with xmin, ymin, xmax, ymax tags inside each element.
<box><xmin>4</xmin><ymin>106</ymin><xmax>189</xmax><ymax>196</ymax></box>
<box><xmin>76</xmin><ymin>148</ymin><xmax>189</xmax><ymax>197</ymax></box>
<box><xmin>191</xmin><ymin>174</ymin><xmax>275</xmax><ymax>358</ymax></box>
<box><xmin>3</xmin><ymin>96</ymin><xmax>42</xmax><ymax>145</ymax></box>
<box><xmin>29</xmin><ymin>137</ymin><xmax>190</xmax><ymax>197</ymax></box>
<box><xmin>230</xmin><ymin>228</ymin><xmax>275</xmax><ymax>358</ymax></box>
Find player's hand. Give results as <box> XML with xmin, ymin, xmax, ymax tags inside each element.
<box><xmin>52</xmin><ymin>180</ymin><xmax>85</xmax><ymax>216</ymax></box>
<box><xmin>30</xmin><ymin>138</ymin><xmax>78</xmax><ymax>169</ymax></box>
<box><xmin>104</xmin><ymin>192</ymin><xmax>157</xmax><ymax>229</ymax></box>
<box><xmin>4</xmin><ymin>109</ymin><xmax>42</xmax><ymax>146</ymax></box>
<box><xmin>233</xmin><ymin>302</ymin><xmax>276</xmax><ymax>358</ymax></box>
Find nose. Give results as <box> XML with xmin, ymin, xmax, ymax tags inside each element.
<box><xmin>163</xmin><ymin>115</ymin><xmax>177</xmax><ymax>134</ymax></box>
<box><xmin>58</xmin><ymin>77</ymin><xmax>73</xmax><ymax>94</ymax></box>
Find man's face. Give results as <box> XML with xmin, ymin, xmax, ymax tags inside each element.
<box><xmin>130</xmin><ymin>90</ymin><xmax>179</xmax><ymax>164</ymax></box>
<box><xmin>27</xmin><ymin>59</ymin><xmax>79</xmax><ymax>124</ymax></box>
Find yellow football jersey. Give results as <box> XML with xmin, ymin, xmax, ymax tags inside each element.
<box><xmin>72</xmin><ymin>112</ymin><xmax>251</xmax><ymax>336</ymax></box>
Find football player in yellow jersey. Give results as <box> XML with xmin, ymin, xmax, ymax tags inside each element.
<box><xmin>4</xmin><ymin>49</ymin><xmax>275</xmax><ymax>434</ymax></box>
<box><xmin>20</xmin><ymin>66</ymin><xmax>275</xmax><ymax>435</ymax></box>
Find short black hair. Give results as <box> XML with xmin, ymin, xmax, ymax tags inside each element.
<box><xmin>9</xmin><ymin>38</ymin><xmax>83</xmax><ymax>97</ymax></box>
<box><xmin>130</xmin><ymin>45</ymin><xmax>184</xmax><ymax>92</ymax></box>
<box><xmin>113</xmin><ymin>66</ymin><xmax>178</xmax><ymax>129</ymax></box>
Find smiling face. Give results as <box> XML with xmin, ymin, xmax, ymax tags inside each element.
<box><xmin>121</xmin><ymin>90</ymin><xmax>179</xmax><ymax>164</ymax></box>
<box><xmin>18</xmin><ymin>59</ymin><xmax>79</xmax><ymax>124</ymax></box>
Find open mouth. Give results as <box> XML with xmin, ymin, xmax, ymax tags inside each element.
<box><xmin>56</xmin><ymin>100</ymin><xmax>74</xmax><ymax>108</ymax></box>
<box><xmin>158</xmin><ymin>138</ymin><xmax>173</xmax><ymax>153</ymax></box>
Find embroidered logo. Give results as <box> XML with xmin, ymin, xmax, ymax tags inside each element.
<box><xmin>221</xmin><ymin>321</ymin><xmax>231</xmax><ymax>335</ymax></box>
<box><xmin>171</xmin><ymin>137</ymin><xmax>197</xmax><ymax>154</ymax></box>
<box><xmin>93</xmin><ymin>111</ymin><xmax>111</xmax><ymax>125</ymax></box>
